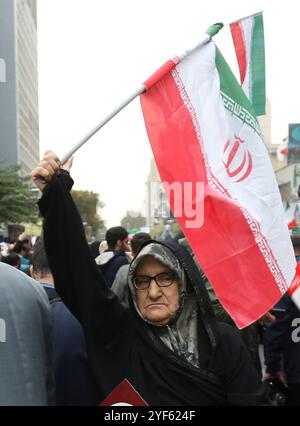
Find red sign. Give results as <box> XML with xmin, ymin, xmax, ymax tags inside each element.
<box><xmin>99</xmin><ymin>379</ymin><xmax>148</xmax><ymax>406</ymax></box>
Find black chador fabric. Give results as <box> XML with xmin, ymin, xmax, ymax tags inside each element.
<box><xmin>38</xmin><ymin>172</ymin><xmax>266</xmax><ymax>406</ymax></box>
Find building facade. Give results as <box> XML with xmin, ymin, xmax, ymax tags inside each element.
<box><xmin>145</xmin><ymin>158</ymin><xmax>175</xmax><ymax>229</ymax></box>
<box><xmin>0</xmin><ymin>0</ymin><xmax>39</xmax><ymax>176</ymax></box>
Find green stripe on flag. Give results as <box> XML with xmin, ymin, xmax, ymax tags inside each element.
<box><xmin>215</xmin><ymin>48</ymin><xmax>261</xmax><ymax>136</ymax></box>
<box><xmin>251</xmin><ymin>14</ymin><xmax>266</xmax><ymax>116</ymax></box>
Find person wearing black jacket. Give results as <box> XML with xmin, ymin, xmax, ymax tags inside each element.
<box><xmin>30</xmin><ymin>239</ymin><xmax>101</xmax><ymax>406</ymax></box>
<box><xmin>95</xmin><ymin>226</ymin><xmax>130</xmax><ymax>287</ymax></box>
<box><xmin>264</xmin><ymin>294</ymin><xmax>300</xmax><ymax>405</ymax></box>
<box><xmin>32</xmin><ymin>151</ymin><xmax>267</xmax><ymax>406</ymax></box>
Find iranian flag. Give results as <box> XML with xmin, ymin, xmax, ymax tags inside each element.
<box><xmin>230</xmin><ymin>12</ymin><xmax>266</xmax><ymax>116</ymax></box>
<box><xmin>140</xmin><ymin>30</ymin><xmax>296</xmax><ymax>328</ymax></box>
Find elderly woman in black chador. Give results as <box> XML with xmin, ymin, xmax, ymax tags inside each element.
<box><xmin>32</xmin><ymin>151</ymin><xmax>266</xmax><ymax>406</ymax></box>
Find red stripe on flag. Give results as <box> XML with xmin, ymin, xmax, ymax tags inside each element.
<box><xmin>140</xmin><ymin>71</ymin><xmax>283</xmax><ymax>328</ymax></box>
<box><xmin>230</xmin><ymin>22</ymin><xmax>247</xmax><ymax>84</ymax></box>
<box><xmin>288</xmin><ymin>276</ymin><xmax>300</xmax><ymax>296</ymax></box>
<box><xmin>288</xmin><ymin>262</ymin><xmax>300</xmax><ymax>296</ymax></box>
<box><xmin>143</xmin><ymin>59</ymin><xmax>178</xmax><ymax>91</ymax></box>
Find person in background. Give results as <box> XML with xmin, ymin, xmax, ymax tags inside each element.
<box><xmin>89</xmin><ymin>240</ymin><xmax>101</xmax><ymax>260</ymax></box>
<box><xmin>30</xmin><ymin>239</ymin><xmax>102</xmax><ymax>406</ymax></box>
<box><xmin>95</xmin><ymin>226</ymin><xmax>130</xmax><ymax>287</ymax></box>
<box><xmin>1</xmin><ymin>252</ymin><xmax>21</xmax><ymax>269</ymax></box>
<box><xmin>112</xmin><ymin>232</ymin><xmax>152</xmax><ymax>305</ymax></box>
<box><xmin>0</xmin><ymin>241</ymin><xmax>9</xmax><ymax>259</ymax></box>
<box><xmin>13</xmin><ymin>239</ymin><xmax>31</xmax><ymax>273</ymax></box>
<box><xmin>263</xmin><ymin>235</ymin><xmax>300</xmax><ymax>406</ymax></box>
<box><xmin>99</xmin><ymin>240</ymin><xmax>108</xmax><ymax>254</ymax></box>
<box><xmin>0</xmin><ymin>262</ymin><xmax>54</xmax><ymax>405</ymax></box>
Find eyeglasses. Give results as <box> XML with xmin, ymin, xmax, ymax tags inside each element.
<box><xmin>133</xmin><ymin>271</ymin><xmax>177</xmax><ymax>291</ymax></box>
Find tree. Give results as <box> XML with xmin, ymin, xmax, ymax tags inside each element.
<box><xmin>120</xmin><ymin>211</ymin><xmax>146</xmax><ymax>232</ymax></box>
<box><xmin>150</xmin><ymin>223</ymin><xmax>164</xmax><ymax>240</ymax></box>
<box><xmin>71</xmin><ymin>189</ymin><xmax>105</xmax><ymax>233</ymax></box>
<box><xmin>0</xmin><ymin>166</ymin><xmax>39</xmax><ymax>225</ymax></box>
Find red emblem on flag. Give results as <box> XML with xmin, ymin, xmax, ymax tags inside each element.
<box><xmin>99</xmin><ymin>379</ymin><xmax>148</xmax><ymax>406</ymax></box>
<box><xmin>223</xmin><ymin>134</ymin><xmax>253</xmax><ymax>182</ymax></box>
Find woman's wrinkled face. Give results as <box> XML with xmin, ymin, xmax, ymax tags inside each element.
<box><xmin>134</xmin><ymin>256</ymin><xmax>180</xmax><ymax>326</ymax></box>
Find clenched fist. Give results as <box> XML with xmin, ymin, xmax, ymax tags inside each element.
<box><xmin>31</xmin><ymin>151</ymin><xmax>73</xmax><ymax>191</ymax></box>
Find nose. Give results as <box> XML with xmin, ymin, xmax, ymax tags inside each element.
<box><xmin>148</xmin><ymin>278</ymin><xmax>163</xmax><ymax>299</ymax></box>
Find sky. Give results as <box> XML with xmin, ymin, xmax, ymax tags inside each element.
<box><xmin>37</xmin><ymin>0</ymin><xmax>300</xmax><ymax>228</ymax></box>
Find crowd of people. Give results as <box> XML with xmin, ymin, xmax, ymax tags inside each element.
<box><xmin>0</xmin><ymin>150</ymin><xmax>299</xmax><ymax>406</ymax></box>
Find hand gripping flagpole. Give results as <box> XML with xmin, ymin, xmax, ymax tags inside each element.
<box><xmin>56</xmin><ymin>23</ymin><xmax>223</xmax><ymax>165</ymax></box>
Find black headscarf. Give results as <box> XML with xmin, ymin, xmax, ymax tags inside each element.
<box><xmin>127</xmin><ymin>241</ymin><xmax>217</xmax><ymax>369</ymax></box>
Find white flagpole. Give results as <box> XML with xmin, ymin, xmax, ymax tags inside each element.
<box><xmin>60</xmin><ymin>85</ymin><xmax>146</xmax><ymax>164</ymax></box>
<box><xmin>57</xmin><ymin>24</ymin><xmax>223</xmax><ymax>164</ymax></box>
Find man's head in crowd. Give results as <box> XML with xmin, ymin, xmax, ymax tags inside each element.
<box><xmin>1</xmin><ymin>253</ymin><xmax>21</xmax><ymax>269</ymax></box>
<box><xmin>131</xmin><ymin>232</ymin><xmax>151</xmax><ymax>257</ymax></box>
<box><xmin>105</xmin><ymin>226</ymin><xmax>130</xmax><ymax>252</ymax></box>
<box><xmin>30</xmin><ymin>239</ymin><xmax>53</xmax><ymax>282</ymax></box>
<box><xmin>14</xmin><ymin>240</ymin><xmax>31</xmax><ymax>258</ymax></box>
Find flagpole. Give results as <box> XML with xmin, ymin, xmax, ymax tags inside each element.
<box><xmin>60</xmin><ymin>85</ymin><xmax>146</xmax><ymax>164</ymax></box>
<box><xmin>56</xmin><ymin>23</ymin><xmax>223</xmax><ymax>164</ymax></box>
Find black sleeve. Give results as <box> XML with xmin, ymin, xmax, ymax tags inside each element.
<box><xmin>38</xmin><ymin>173</ymin><xmax>133</xmax><ymax>343</ymax></box>
<box><xmin>216</xmin><ymin>323</ymin><xmax>268</xmax><ymax>406</ymax></box>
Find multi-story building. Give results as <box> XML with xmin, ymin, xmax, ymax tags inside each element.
<box><xmin>0</xmin><ymin>0</ymin><xmax>39</xmax><ymax>176</ymax></box>
<box><xmin>145</xmin><ymin>158</ymin><xmax>171</xmax><ymax>229</ymax></box>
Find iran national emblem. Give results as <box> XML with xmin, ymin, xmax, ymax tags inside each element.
<box><xmin>223</xmin><ymin>134</ymin><xmax>253</xmax><ymax>182</ymax></box>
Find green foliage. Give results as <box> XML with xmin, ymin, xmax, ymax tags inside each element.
<box><xmin>150</xmin><ymin>223</ymin><xmax>164</xmax><ymax>240</ymax></box>
<box><xmin>71</xmin><ymin>189</ymin><xmax>105</xmax><ymax>233</ymax></box>
<box><xmin>120</xmin><ymin>211</ymin><xmax>146</xmax><ymax>232</ymax></box>
<box><xmin>0</xmin><ymin>166</ymin><xmax>39</xmax><ymax>225</ymax></box>
<box><xmin>170</xmin><ymin>221</ymin><xmax>181</xmax><ymax>236</ymax></box>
